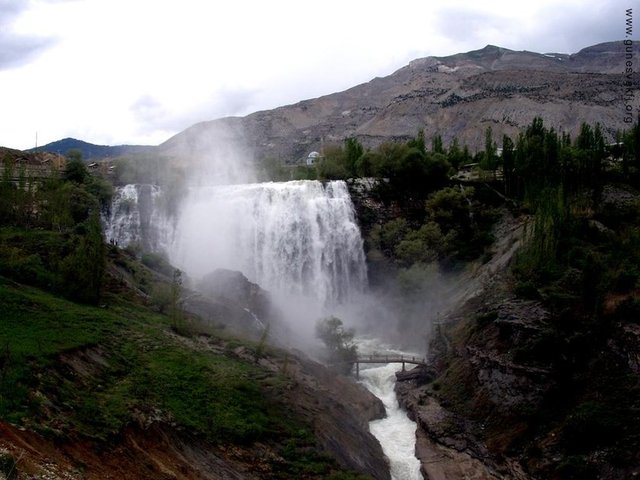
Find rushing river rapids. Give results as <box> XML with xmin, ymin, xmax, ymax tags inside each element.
<box><xmin>357</xmin><ymin>340</ymin><xmax>422</xmax><ymax>480</ymax></box>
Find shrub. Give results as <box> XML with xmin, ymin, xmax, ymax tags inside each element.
<box><xmin>150</xmin><ymin>283</ymin><xmax>172</xmax><ymax>313</ymax></box>
<box><xmin>0</xmin><ymin>452</ymin><xmax>17</xmax><ymax>480</ymax></box>
<box><xmin>315</xmin><ymin>316</ymin><xmax>357</xmax><ymax>374</ymax></box>
<box><xmin>141</xmin><ymin>252</ymin><xmax>173</xmax><ymax>277</ymax></box>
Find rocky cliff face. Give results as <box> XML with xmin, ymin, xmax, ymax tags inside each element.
<box><xmin>160</xmin><ymin>42</ymin><xmax>640</xmax><ymax>164</ymax></box>
<box><xmin>0</xmin><ymin>335</ymin><xmax>389</xmax><ymax>480</ymax></box>
<box><xmin>393</xmin><ymin>202</ymin><xmax>640</xmax><ymax>480</ymax></box>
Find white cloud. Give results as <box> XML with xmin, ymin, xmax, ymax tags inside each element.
<box><xmin>0</xmin><ymin>0</ymin><xmax>626</xmax><ymax>150</ymax></box>
<box><xmin>0</xmin><ymin>0</ymin><xmax>59</xmax><ymax>70</ymax></box>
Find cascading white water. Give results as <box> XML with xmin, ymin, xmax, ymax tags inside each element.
<box><xmin>105</xmin><ymin>180</ymin><xmax>367</xmax><ymax>309</ymax></box>
<box><xmin>360</xmin><ymin>364</ymin><xmax>422</xmax><ymax>480</ymax></box>
<box><xmin>171</xmin><ymin>180</ymin><xmax>367</xmax><ymax>307</ymax></box>
<box><xmin>357</xmin><ymin>339</ymin><xmax>423</xmax><ymax>480</ymax></box>
<box><xmin>103</xmin><ymin>184</ymin><xmax>173</xmax><ymax>252</ymax></box>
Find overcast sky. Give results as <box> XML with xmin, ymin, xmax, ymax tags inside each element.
<box><xmin>0</xmin><ymin>0</ymin><xmax>628</xmax><ymax>150</ymax></box>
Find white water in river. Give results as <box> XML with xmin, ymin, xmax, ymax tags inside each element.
<box><xmin>357</xmin><ymin>341</ymin><xmax>423</xmax><ymax>480</ymax></box>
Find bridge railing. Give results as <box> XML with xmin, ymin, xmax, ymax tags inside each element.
<box><xmin>355</xmin><ymin>354</ymin><xmax>426</xmax><ymax>364</ymax></box>
<box><xmin>353</xmin><ymin>353</ymin><xmax>426</xmax><ymax>379</ymax></box>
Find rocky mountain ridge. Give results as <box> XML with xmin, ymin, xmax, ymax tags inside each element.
<box><xmin>160</xmin><ymin>41</ymin><xmax>640</xmax><ymax>164</ymax></box>
<box><xmin>29</xmin><ymin>42</ymin><xmax>640</xmax><ymax>167</ymax></box>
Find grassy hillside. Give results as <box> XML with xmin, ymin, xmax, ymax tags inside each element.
<box><xmin>0</xmin><ymin>227</ymin><xmax>374</xmax><ymax>479</ymax></box>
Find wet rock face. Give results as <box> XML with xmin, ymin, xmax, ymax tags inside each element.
<box><xmin>238</xmin><ymin>349</ymin><xmax>390</xmax><ymax>480</ymax></box>
<box><xmin>467</xmin><ymin>299</ymin><xmax>555</xmax><ymax>413</ymax></box>
<box><xmin>187</xmin><ymin>268</ymin><xmax>278</xmax><ymax>337</ymax></box>
<box><xmin>199</xmin><ymin>268</ymin><xmax>272</xmax><ymax>317</ymax></box>
<box><xmin>290</xmin><ymin>358</ymin><xmax>389</xmax><ymax>478</ymax></box>
<box><xmin>395</xmin><ymin>368</ymin><xmax>521</xmax><ymax>480</ymax></box>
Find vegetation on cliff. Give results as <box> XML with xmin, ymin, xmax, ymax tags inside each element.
<box><xmin>405</xmin><ymin>118</ymin><xmax>640</xmax><ymax>479</ymax></box>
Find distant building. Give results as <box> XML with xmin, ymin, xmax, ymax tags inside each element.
<box><xmin>306</xmin><ymin>151</ymin><xmax>321</xmax><ymax>166</ymax></box>
<box><xmin>453</xmin><ymin>162</ymin><xmax>480</xmax><ymax>181</ymax></box>
<box><xmin>0</xmin><ymin>148</ymin><xmax>66</xmax><ymax>181</ymax></box>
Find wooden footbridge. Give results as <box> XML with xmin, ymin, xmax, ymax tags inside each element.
<box><xmin>354</xmin><ymin>354</ymin><xmax>426</xmax><ymax>379</ymax></box>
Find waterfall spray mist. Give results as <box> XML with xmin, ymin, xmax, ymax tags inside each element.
<box><xmin>170</xmin><ymin>179</ymin><xmax>368</xmax><ymax>340</ymax></box>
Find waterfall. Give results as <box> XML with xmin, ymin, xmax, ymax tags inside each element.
<box><xmin>103</xmin><ymin>184</ymin><xmax>173</xmax><ymax>252</ymax></box>
<box><xmin>105</xmin><ymin>180</ymin><xmax>367</xmax><ymax>308</ymax></box>
<box><xmin>105</xmin><ymin>180</ymin><xmax>424</xmax><ymax>478</ymax></box>
<box><xmin>172</xmin><ymin>180</ymin><xmax>367</xmax><ymax>307</ymax></box>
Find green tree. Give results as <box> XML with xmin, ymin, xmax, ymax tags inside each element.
<box><xmin>10</xmin><ymin>164</ymin><xmax>38</xmax><ymax>228</ymax></box>
<box><xmin>431</xmin><ymin>134</ymin><xmax>444</xmax><ymax>154</ymax></box>
<box><xmin>355</xmin><ymin>151</ymin><xmax>379</xmax><ymax>177</ymax></box>
<box><xmin>379</xmin><ymin>218</ymin><xmax>409</xmax><ymax>254</ymax></box>
<box><xmin>61</xmin><ymin>212</ymin><xmax>105</xmax><ymax>304</ymax></box>
<box><xmin>479</xmin><ymin>126</ymin><xmax>498</xmax><ymax>177</ymax></box>
<box><xmin>426</xmin><ymin>186</ymin><xmax>473</xmax><ymax>223</ymax></box>
<box><xmin>374</xmin><ymin>142</ymin><xmax>407</xmax><ymax>177</ymax></box>
<box><xmin>86</xmin><ymin>176</ymin><xmax>115</xmax><ymax>212</ymax></box>
<box><xmin>407</xmin><ymin>129</ymin><xmax>426</xmax><ymax>154</ymax></box>
<box><xmin>517</xmin><ymin>185</ymin><xmax>567</xmax><ymax>277</ymax></box>
<box><xmin>317</xmin><ymin>145</ymin><xmax>348</xmax><ymax>180</ymax></box>
<box><xmin>394</xmin><ymin>223</ymin><xmax>443</xmax><ymax>265</ymax></box>
<box><xmin>344</xmin><ymin>137</ymin><xmax>364</xmax><ymax>178</ymax></box>
<box><xmin>514</xmin><ymin>117</ymin><xmax>561</xmax><ymax>202</ymax></box>
<box><xmin>425</xmin><ymin>186</ymin><xmax>475</xmax><ymax>245</ymax></box>
<box><xmin>502</xmin><ymin>135</ymin><xmax>515</xmax><ymax>196</ymax></box>
<box><xmin>315</xmin><ymin>316</ymin><xmax>357</xmax><ymax>375</ymax></box>
<box><xmin>447</xmin><ymin>136</ymin><xmax>470</xmax><ymax>170</ymax></box>
<box><xmin>393</xmin><ymin>147</ymin><xmax>428</xmax><ymax>196</ymax></box>
<box><xmin>169</xmin><ymin>269</ymin><xmax>184</xmax><ymax>332</ymax></box>
<box><xmin>0</xmin><ymin>156</ymin><xmax>16</xmax><ymax>224</ymax></box>
<box><xmin>64</xmin><ymin>151</ymin><xmax>89</xmax><ymax>184</ymax></box>
<box><xmin>65</xmin><ymin>182</ymin><xmax>100</xmax><ymax>224</ymax></box>
<box><xmin>40</xmin><ymin>179</ymin><xmax>73</xmax><ymax>231</ymax></box>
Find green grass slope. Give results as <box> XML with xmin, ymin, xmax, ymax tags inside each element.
<box><xmin>0</xmin><ymin>259</ymin><xmax>371</xmax><ymax>479</ymax></box>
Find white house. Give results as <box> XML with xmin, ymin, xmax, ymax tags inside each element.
<box><xmin>306</xmin><ymin>151</ymin><xmax>320</xmax><ymax>166</ymax></box>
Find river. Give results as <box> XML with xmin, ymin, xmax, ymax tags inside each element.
<box><xmin>357</xmin><ymin>342</ymin><xmax>422</xmax><ymax>480</ymax></box>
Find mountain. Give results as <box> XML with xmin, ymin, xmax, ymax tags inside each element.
<box><xmin>161</xmin><ymin>41</ymin><xmax>640</xmax><ymax>163</ymax></box>
<box><xmin>34</xmin><ymin>42</ymin><xmax>640</xmax><ymax>165</ymax></box>
<box><xmin>31</xmin><ymin>137</ymin><xmax>153</xmax><ymax>161</ymax></box>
